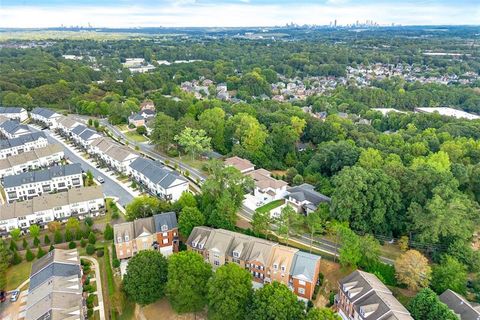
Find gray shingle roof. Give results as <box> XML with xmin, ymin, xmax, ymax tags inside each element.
<box><xmin>31</xmin><ymin>107</ymin><xmax>58</xmax><ymax>119</ymax></box>
<box><xmin>287</xmin><ymin>183</ymin><xmax>331</xmax><ymax>206</ymax></box>
<box><xmin>29</xmin><ymin>263</ymin><xmax>81</xmax><ymax>291</ymax></box>
<box><xmin>78</xmin><ymin>128</ymin><xmax>98</xmax><ymax>141</ymax></box>
<box><xmin>71</xmin><ymin>124</ymin><xmax>87</xmax><ymax>135</ymax></box>
<box><xmin>0</xmin><ymin>132</ymin><xmax>47</xmax><ymax>150</ymax></box>
<box><xmin>439</xmin><ymin>289</ymin><xmax>480</xmax><ymax>320</ymax></box>
<box><xmin>129</xmin><ymin>157</ymin><xmax>187</xmax><ymax>188</ymax></box>
<box><xmin>3</xmin><ymin>163</ymin><xmax>82</xmax><ymax>188</ymax></box>
<box><xmin>290</xmin><ymin>251</ymin><xmax>321</xmax><ymax>282</ymax></box>
<box><xmin>153</xmin><ymin>212</ymin><xmax>178</xmax><ymax>232</ymax></box>
<box><xmin>0</xmin><ymin>119</ymin><xmax>30</xmax><ymax>135</ymax></box>
<box><xmin>0</xmin><ymin>106</ymin><xmax>25</xmax><ymax>114</ymax></box>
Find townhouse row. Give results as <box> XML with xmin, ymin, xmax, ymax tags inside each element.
<box><xmin>3</xmin><ymin>163</ymin><xmax>83</xmax><ymax>203</ymax></box>
<box><xmin>0</xmin><ymin>116</ymin><xmax>32</xmax><ymax>139</ymax></box>
<box><xmin>187</xmin><ymin>226</ymin><xmax>321</xmax><ymax>301</ymax></box>
<box><xmin>0</xmin><ymin>185</ymin><xmax>105</xmax><ymax>236</ymax></box>
<box><xmin>114</xmin><ymin>212</ymin><xmax>179</xmax><ymax>259</ymax></box>
<box><xmin>0</xmin><ymin>106</ymin><xmax>29</xmax><ymax>122</ymax></box>
<box><xmin>0</xmin><ymin>132</ymin><xmax>48</xmax><ymax>159</ymax></box>
<box><xmin>25</xmin><ymin>249</ymin><xmax>85</xmax><ymax>320</ymax></box>
<box><xmin>30</xmin><ymin>107</ymin><xmax>63</xmax><ymax>128</ymax></box>
<box><xmin>0</xmin><ymin>143</ymin><xmax>64</xmax><ymax>178</ymax></box>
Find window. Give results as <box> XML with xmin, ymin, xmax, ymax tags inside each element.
<box><xmin>298</xmin><ymin>288</ymin><xmax>305</xmax><ymax>295</ymax></box>
<box><xmin>192</xmin><ymin>241</ymin><xmax>198</xmax><ymax>248</ymax></box>
<box><xmin>281</xmin><ymin>265</ymin><xmax>286</xmax><ymax>272</ymax></box>
<box><xmin>198</xmin><ymin>243</ymin><xmax>204</xmax><ymax>249</ymax></box>
<box><xmin>162</xmin><ymin>239</ymin><xmax>168</xmax><ymax>244</ymax></box>
<box><xmin>298</xmin><ymin>280</ymin><xmax>306</xmax><ymax>286</ymax></box>
<box><xmin>233</xmin><ymin>250</ymin><xmax>240</xmax><ymax>258</ymax></box>
<box><xmin>117</xmin><ymin>237</ymin><xmax>122</xmax><ymax>243</ymax></box>
<box><xmin>125</xmin><ymin>235</ymin><xmax>129</xmax><ymax>241</ymax></box>
<box><xmin>214</xmin><ymin>260</ymin><xmax>220</xmax><ymax>266</ymax></box>
<box><xmin>273</xmin><ymin>263</ymin><xmax>278</xmax><ymax>270</ymax></box>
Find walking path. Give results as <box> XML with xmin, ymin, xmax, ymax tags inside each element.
<box><xmin>81</xmin><ymin>255</ymin><xmax>106</xmax><ymax>320</ymax></box>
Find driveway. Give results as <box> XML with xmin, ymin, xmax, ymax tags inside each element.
<box><xmin>27</xmin><ymin>124</ymin><xmax>135</xmax><ymax>207</ymax></box>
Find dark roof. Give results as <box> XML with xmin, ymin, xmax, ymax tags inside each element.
<box><xmin>287</xmin><ymin>183</ymin><xmax>331</xmax><ymax>207</ymax></box>
<box><xmin>71</xmin><ymin>124</ymin><xmax>87</xmax><ymax>135</ymax></box>
<box><xmin>153</xmin><ymin>212</ymin><xmax>178</xmax><ymax>232</ymax></box>
<box><xmin>0</xmin><ymin>120</ymin><xmax>30</xmax><ymax>134</ymax></box>
<box><xmin>78</xmin><ymin>128</ymin><xmax>98</xmax><ymax>140</ymax></box>
<box><xmin>31</xmin><ymin>107</ymin><xmax>58</xmax><ymax>118</ymax></box>
<box><xmin>0</xmin><ymin>132</ymin><xmax>47</xmax><ymax>150</ymax></box>
<box><xmin>290</xmin><ymin>251</ymin><xmax>321</xmax><ymax>282</ymax></box>
<box><xmin>439</xmin><ymin>289</ymin><xmax>480</xmax><ymax>320</ymax></box>
<box><xmin>3</xmin><ymin>163</ymin><xmax>82</xmax><ymax>188</ymax></box>
<box><xmin>129</xmin><ymin>114</ymin><xmax>144</xmax><ymax>121</ymax></box>
<box><xmin>0</xmin><ymin>107</ymin><xmax>25</xmax><ymax>114</ymax></box>
<box><xmin>129</xmin><ymin>157</ymin><xmax>187</xmax><ymax>189</ymax></box>
<box><xmin>29</xmin><ymin>263</ymin><xmax>81</xmax><ymax>291</ymax></box>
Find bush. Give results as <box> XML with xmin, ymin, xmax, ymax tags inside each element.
<box><xmin>80</xmin><ymin>239</ymin><xmax>87</xmax><ymax>248</ymax></box>
<box><xmin>26</xmin><ymin>248</ymin><xmax>35</xmax><ymax>261</ymax></box>
<box><xmin>44</xmin><ymin>234</ymin><xmax>50</xmax><ymax>245</ymax></box>
<box><xmin>136</xmin><ymin>125</ymin><xmax>147</xmax><ymax>135</ymax></box>
<box><xmin>69</xmin><ymin>241</ymin><xmax>77</xmax><ymax>249</ymax></box>
<box><xmin>365</xmin><ymin>261</ymin><xmax>397</xmax><ymax>286</ymax></box>
<box><xmin>96</xmin><ymin>249</ymin><xmax>104</xmax><ymax>258</ymax></box>
<box><xmin>84</xmin><ymin>284</ymin><xmax>95</xmax><ymax>293</ymax></box>
<box><xmin>88</xmin><ymin>232</ymin><xmax>96</xmax><ymax>245</ymax></box>
<box><xmin>54</xmin><ymin>230</ymin><xmax>63</xmax><ymax>244</ymax></box>
<box><xmin>87</xmin><ymin>308</ymin><xmax>93</xmax><ymax>318</ymax></box>
<box><xmin>328</xmin><ymin>291</ymin><xmax>335</xmax><ymax>307</ymax></box>
<box><xmin>22</xmin><ymin>238</ymin><xmax>28</xmax><ymax>250</ymax></box>
<box><xmin>307</xmin><ymin>300</ymin><xmax>314</xmax><ymax>310</ymax></box>
<box><xmin>111</xmin><ymin>243</ymin><xmax>117</xmax><ymax>260</ymax></box>
<box><xmin>10</xmin><ymin>240</ymin><xmax>17</xmax><ymax>251</ymax></box>
<box><xmin>104</xmin><ymin>224</ymin><xmax>113</xmax><ymax>240</ymax></box>
<box><xmin>12</xmin><ymin>250</ymin><xmax>22</xmax><ymax>265</ymax></box>
<box><xmin>113</xmin><ymin>258</ymin><xmax>120</xmax><ymax>268</ymax></box>
<box><xmin>84</xmin><ymin>217</ymin><xmax>93</xmax><ymax>227</ymax></box>
<box><xmin>86</xmin><ymin>294</ymin><xmax>95</xmax><ymax>308</ymax></box>
<box><xmin>317</xmin><ymin>272</ymin><xmax>324</xmax><ymax>286</ymax></box>
<box><xmin>86</xmin><ymin>244</ymin><xmax>96</xmax><ymax>255</ymax></box>
<box><xmin>37</xmin><ymin>246</ymin><xmax>46</xmax><ymax>258</ymax></box>
<box><xmin>65</xmin><ymin>229</ymin><xmax>73</xmax><ymax>242</ymax></box>
<box><xmin>33</xmin><ymin>236</ymin><xmax>40</xmax><ymax>247</ymax></box>
<box><xmin>49</xmin><ymin>244</ymin><xmax>55</xmax><ymax>252</ymax></box>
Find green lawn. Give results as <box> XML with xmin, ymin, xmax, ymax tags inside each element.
<box><xmin>6</xmin><ymin>260</ymin><xmax>32</xmax><ymax>290</ymax></box>
<box><xmin>256</xmin><ymin>199</ymin><xmax>285</xmax><ymax>214</ymax></box>
<box><xmin>124</xmin><ymin>131</ymin><xmax>148</xmax><ymax>143</ymax></box>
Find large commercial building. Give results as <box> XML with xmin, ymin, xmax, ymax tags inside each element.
<box><xmin>0</xmin><ymin>186</ymin><xmax>105</xmax><ymax>236</ymax></box>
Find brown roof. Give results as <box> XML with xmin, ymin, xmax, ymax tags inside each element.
<box><xmin>224</xmin><ymin>156</ymin><xmax>254</xmax><ymax>173</ymax></box>
<box><xmin>246</xmin><ymin>169</ymin><xmax>288</xmax><ymax>190</ymax></box>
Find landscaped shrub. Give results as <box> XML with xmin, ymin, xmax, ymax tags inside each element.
<box><xmin>54</xmin><ymin>230</ymin><xmax>63</xmax><ymax>244</ymax></box>
<box><xmin>88</xmin><ymin>232</ymin><xmax>96</xmax><ymax>244</ymax></box>
<box><xmin>12</xmin><ymin>250</ymin><xmax>22</xmax><ymax>264</ymax></box>
<box><xmin>86</xmin><ymin>294</ymin><xmax>95</xmax><ymax>308</ymax></box>
<box><xmin>33</xmin><ymin>237</ymin><xmax>40</xmax><ymax>247</ymax></box>
<box><xmin>9</xmin><ymin>240</ymin><xmax>17</xmax><ymax>251</ymax></box>
<box><xmin>69</xmin><ymin>241</ymin><xmax>77</xmax><ymax>249</ymax></box>
<box><xmin>96</xmin><ymin>249</ymin><xmax>104</xmax><ymax>258</ymax></box>
<box><xmin>84</xmin><ymin>217</ymin><xmax>93</xmax><ymax>227</ymax></box>
<box><xmin>26</xmin><ymin>248</ymin><xmax>35</xmax><ymax>261</ymax></box>
<box><xmin>44</xmin><ymin>234</ymin><xmax>50</xmax><ymax>245</ymax></box>
<box><xmin>80</xmin><ymin>239</ymin><xmax>87</xmax><ymax>248</ymax></box>
<box><xmin>22</xmin><ymin>238</ymin><xmax>28</xmax><ymax>249</ymax></box>
<box><xmin>86</xmin><ymin>244</ymin><xmax>95</xmax><ymax>255</ymax></box>
<box><xmin>365</xmin><ymin>261</ymin><xmax>397</xmax><ymax>286</ymax></box>
<box><xmin>317</xmin><ymin>272</ymin><xmax>324</xmax><ymax>286</ymax></box>
<box><xmin>112</xmin><ymin>258</ymin><xmax>120</xmax><ymax>268</ymax></box>
<box><xmin>328</xmin><ymin>291</ymin><xmax>335</xmax><ymax>307</ymax></box>
<box><xmin>37</xmin><ymin>246</ymin><xmax>46</xmax><ymax>258</ymax></box>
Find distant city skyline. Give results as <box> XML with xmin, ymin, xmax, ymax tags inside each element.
<box><xmin>0</xmin><ymin>0</ymin><xmax>479</xmax><ymax>28</ymax></box>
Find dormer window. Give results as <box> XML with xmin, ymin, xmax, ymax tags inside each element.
<box><xmin>233</xmin><ymin>250</ymin><xmax>240</xmax><ymax>258</ymax></box>
<box><xmin>117</xmin><ymin>236</ymin><xmax>122</xmax><ymax>243</ymax></box>
<box><xmin>281</xmin><ymin>265</ymin><xmax>286</xmax><ymax>272</ymax></box>
<box><xmin>198</xmin><ymin>243</ymin><xmax>204</xmax><ymax>249</ymax></box>
<box><xmin>161</xmin><ymin>224</ymin><xmax>168</xmax><ymax>232</ymax></box>
<box><xmin>125</xmin><ymin>235</ymin><xmax>129</xmax><ymax>242</ymax></box>
<box><xmin>192</xmin><ymin>241</ymin><xmax>198</xmax><ymax>248</ymax></box>
<box><xmin>273</xmin><ymin>264</ymin><xmax>278</xmax><ymax>270</ymax></box>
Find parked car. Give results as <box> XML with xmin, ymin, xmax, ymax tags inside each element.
<box><xmin>10</xmin><ymin>290</ymin><xmax>19</xmax><ymax>302</ymax></box>
<box><xmin>97</xmin><ymin>176</ymin><xmax>105</xmax><ymax>184</ymax></box>
<box><xmin>0</xmin><ymin>290</ymin><xmax>6</xmax><ymax>303</ymax></box>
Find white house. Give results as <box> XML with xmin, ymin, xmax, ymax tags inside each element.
<box><xmin>88</xmin><ymin>137</ymin><xmax>139</xmax><ymax>172</ymax></box>
<box><xmin>0</xmin><ymin>117</ymin><xmax>32</xmax><ymax>139</ymax></box>
<box><xmin>0</xmin><ymin>144</ymin><xmax>64</xmax><ymax>178</ymax></box>
<box><xmin>0</xmin><ymin>186</ymin><xmax>105</xmax><ymax>237</ymax></box>
<box><xmin>70</xmin><ymin>125</ymin><xmax>101</xmax><ymax>147</ymax></box>
<box><xmin>3</xmin><ymin>163</ymin><xmax>83</xmax><ymax>203</ymax></box>
<box><xmin>246</xmin><ymin>169</ymin><xmax>288</xmax><ymax>204</ymax></box>
<box><xmin>286</xmin><ymin>183</ymin><xmax>331</xmax><ymax>215</ymax></box>
<box><xmin>30</xmin><ymin>107</ymin><xmax>63</xmax><ymax>128</ymax></box>
<box><xmin>0</xmin><ymin>132</ymin><xmax>49</xmax><ymax>159</ymax></box>
<box><xmin>56</xmin><ymin>116</ymin><xmax>83</xmax><ymax>136</ymax></box>
<box><xmin>0</xmin><ymin>107</ymin><xmax>28</xmax><ymax>122</ymax></box>
<box><xmin>128</xmin><ymin>157</ymin><xmax>189</xmax><ymax>201</ymax></box>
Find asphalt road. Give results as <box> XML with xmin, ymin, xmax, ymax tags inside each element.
<box><xmin>28</xmin><ymin>125</ymin><xmax>134</xmax><ymax>206</ymax></box>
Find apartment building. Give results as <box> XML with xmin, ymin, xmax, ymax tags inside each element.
<box><xmin>246</xmin><ymin>168</ymin><xmax>288</xmax><ymax>203</ymax></box>
<box><xmin>127</xmin><ymin>157</ymin><xmax>189</xmax><ymax>202</ymax></box>
<box><xmin>88</xmin><ymin>137</ymin><xmax>139</xmax><ymax>173</ymax></box>
<box><xmin>3</xmin><ymin>163</ymin><xmax>83</xmax><ymax>203</ymax></box>
<box><xmin>71</xmin><ymin>125</ymin><xmax>101</xmax><ymax>147</ymax></box>
<box><xmin>224</xmin><ymin>156</ymin><xmax>255</xmax><ymax>174</ymax></box>
<box><xmin>30</xmin><ymin>107</ymin><xmax>63</xmax><ymax>128</ymax></box>
<box><xmin>187</xmin><ymin>226</ymin><xmax>321</xmax><ymax>300</ymax></box>
<box><xmin>113</xmin><ymin>212</ymin><xmax>179</xmax><ymax>260</ymax></box>
<box><xmin>56</xmin><ymin>115</ymin><xmax>83</xmax><ymax>136</ymax></box>
<box><xmin>0</xmin><ymin>106</ymin><xmax>28</xmax><ymax>122</ymax></box>
<box><xmin>0</xmin><ymin>144</ymin><xmax>64</xmax><ymax>178</ymax></box>
<box><xmin>0</xmin><ymin>186</ymin><xmax>105</xmax><ymax>236</ymax></box>
<box><xmin>286</xmin><ymin>183</ymin><xmax>331</xmax><ymax>215</ymax></box>
<box><xmin>336</xmin><ymin>270</ymin><xmax>413</xmax><ymax>320</ymax></box>
<box><xmin>0</xmin><ymin>117</ymin><xmax>31</xmax><ymax>139</ymax></box>
<box><xmin>0</xmin><ymin>132</ymin><xmax>49</xmax><ymax>159</ymax></box>
<box><xmin>25</xmin><ymin>249</ymin><xmax>85</xmax><ymax>320</ymax></box>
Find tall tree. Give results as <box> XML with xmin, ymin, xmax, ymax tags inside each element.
<box><xmin>431</xmin><ymin>255</ymin><xmax>467</xmax><ymax>295</ymax></box>
<box><xmin>395</xmin><ymin>250</ymin><xmax>431</xmax><ymax>291</ymax></box>
<box><xmin>251</xmin><ymin>209</ymin><xmax>272</xmax><ymax>239</ymax></box>
<box><xmin>207</xmin><ymin>263</ymin><xmax>253</xmax><ymax>320</ymax></box>
<box><xmin>178</xmin><ymin>206</ymin><xmax>205</xmax><ymax>238</ymax></box>
<box><xmin>123</xmin><ymin>250</ymin><xmax>168</xmax><ymax>305</ymax></box>
<box><xmin>275</xmin><ymin>205</ymin><xmax>304</xmax><ymax>246</ymax></box>
<box><xmin>151</xmin><ymin>112</ymin><xmax>178</xmax><ymax>151</ymax></box>
<box><xmin>198</xmin><ymin>107</ymin><xmax>227</xmax><ymax>153</ymax></box>
<box><xmin>247</xmin><ymin>282</ymin><xmax>304</xmax><ymax>320</ymax></box>
<box><xmin>174</xmin><ymin>127</ymin><xmax>211</xmax><ymax>160</ymax></box>
<box><xmin>409</xmin><ymin>288</ymin><xmax>458</xmax><ymax>320</ymax></box>
<box><xmin>227</xmin><ymin>113</ymin><xmax>268</xmax><ymax>155</ymax></box>
<box><xmin>335</xmin><ymin>224</ymin><xmax>362</xmax><ymax>268</ymax></box>
<box><xmin>166</xmin><ymin>251</ymin><xmax>212</xmax><ymax>313</ymax></box>
<box><xmin>0</xmin><ymin>240</ymin><xmax>11</xmax><ymax>290</ymax></box>
<box><xmin>305</xmin><ymin>205</ymin><xmax>329</xmax><ymax>253</ymax></box>
<box><xmin>125</xmin><ymin>196</ymin><xmax>170</xmax><ymax>221</ymax></box>
<box><xmin>306</xmin><ymin>307</ymin><xmax>341</xmax><ymax>320</ymax></box>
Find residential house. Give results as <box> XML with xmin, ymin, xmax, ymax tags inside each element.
<box><xmin>224</xmin><ymin>156</ymin><xmax>255</xmax><ymax>174</ymax></box>
<box><xmin>140</xmin><ymin>100</ymin><xmax>155</xmax><ymax>111</ymax></box>
<box><xmin>113</xmin><ymin>212</ymin><xmax>179</xmax><ymax>260</ymax></box>
<box><xmin>286</xmin><ymin>183</ymin><xmax>331</xmax><ymax>215</ymax></box>
<box><xmin>0</xmin><ymin>144</ymin><xmax>64</xmax><ymax>178</ymax></box>
<box><xmin>246</xmin><ymin>169</ymin><xmax>288</xmax><ymax>204</ymax></box>
<box><xmin>186</xmin><ymin>226</ymin><xmax>322</xmax><ymax>300</ymax></box>
<box><xmin>25</xmin><ymin>249</ymin><xmax>85</xmax><ymax>320</ymax></box>
<box><xmin>439</xmin><ymin>289</ymin><xmax>480</xmax><ymax>320</ymax></box>
<box><xmin>0</xmin><ymin>186</ymin><xmax>104</xmax><ymax>236</ymax></box>
<box><xmin>30</xmin><ymin>107</ymin><xmax>63</xmax><ymax>128</ymax></box>
<box><xmin>127</xmin><ymin>157</ymin><xmax>189</xmax><ymax>202</ymax></box>
<box><xmin>0</xmin><ymin>132</ymin><xmax>48</xmax><ymax>159</ymax></box>
<box><xmin>128</xmin><ymin>113</ymin><xmax>145</xmax><ymax>127</ymax></box>
<box><xmin>336</xmin><ymin>270</ymin><xmax>413</xmax><ymax>320</ymax></box>
<box><xmin>56</xmin><ymin>115</ymin><xmax>83</xmax><ymax>136</ymax></box>
<box><xmin>71</xmin><ymin>125</ymin><xmax>101</xmax><ymax>148</ymax></box>
<box><xmin>0</xmin><ymin>117</ymin><xmax>31</xmax><ymax>139</ymax></box>
<box><xmin>88</xmin><ymin>137</ymin><xmax>139</xmax><ymax>173</ymax></box>
<box><xmin>0</xmin><ymin>107</ymin><xmax>28</xmax><ymax>122</ymax></box>
<box><xmin>3</xmin><ymin>163</ymin><xmax>83</xmax><ymax>203</ymax></box>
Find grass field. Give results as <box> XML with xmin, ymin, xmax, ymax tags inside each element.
<box><xmin>256</xmin><ymin>199</ymin><xmax>285</xmax><ymax>214</ymax></box>
<box><xmin>5</xmin><ymin>260</ymin><xmax>32</xmax><ymax>290</ymax></box>
<box><xmin>124</xmin><ymin>131</ymin><xmax>148</xmax><ymax>143</ymax></box>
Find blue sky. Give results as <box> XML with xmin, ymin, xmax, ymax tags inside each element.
<box><xmin>0</xmin><ymin>0</ymin><xmax>479</xmax><ymax>28</ymax></box>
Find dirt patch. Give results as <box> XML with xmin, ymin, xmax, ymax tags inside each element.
<box><xmin>315</xmin><ymin>259</ymin><xmax>354</xmax><ymax>307</ymax></box>
<box><xmin>141</xmin><ymin>298</ymin><xmax>207</xmax><ymax>320</ymax></box>
<box><xmin>236</xmin><ymin>216</ymin><xmax>252</xmax><ymax>229</ymax></box>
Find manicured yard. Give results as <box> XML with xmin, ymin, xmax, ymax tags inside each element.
<box><xmin>5</xmin><ymin>260</ymin><xmax>32</xmax><ymax>290</ymax></box>
<box><xmin>141</xmin><ymin>298</ymin><xmax>206</xmax><ymax>320</ymax></box>
<box><xmin>255</xmin><ymin>199</ymin><xmax>285</xmax><ymax>214</ymax></box>
<box><xmin>124</xmin><ymin>131</ymin><xmax>148</xmax><ymax>143</ymax></box>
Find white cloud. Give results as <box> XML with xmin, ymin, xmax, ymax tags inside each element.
<box><xmin>0</xmin><ymin>2</ymin><xmax>478</xmax><ymax>28</ymax></box>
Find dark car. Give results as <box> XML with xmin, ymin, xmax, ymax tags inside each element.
<box><xmin>0</xmin><ymin>290</ymin><xmax>6</xmax><ymax>303</ymax></box>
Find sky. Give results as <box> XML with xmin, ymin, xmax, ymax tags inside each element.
<box><xmin>0</xmin><ymin>0</ymin><xmax>479</xmax><ymax>28</ymax></box>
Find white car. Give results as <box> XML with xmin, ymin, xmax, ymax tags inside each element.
<box><xmin>97</xmin><ymin>176</ymin><xmax>105</xmax><ymax>184</ymax></box>
<box><xmin>10</xmin><ymin>290</ymin><xmax>19</xmax><ymax>302</ymax></box>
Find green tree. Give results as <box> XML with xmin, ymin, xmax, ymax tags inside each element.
<box><xmin>26</xmin><ymin>248</ymin><xmax>35</xmax><ymax>261</ymax></box>
<box><xmin>22</xmin><ymin>238</ymin><xmax>28</xmax><ymax>250</ymax></box>
<box><xmin>29</xmin><ymin>224</ymin><xmax>41</xmax><ymax>238</ymax></box>
<box><xmin>207</xmin><ymin>263</ymin><xmax>253</xmax><ymax>320</ymax></box>
<box><xmin>54</xmin><ymin>230</ymin><xmax>63</xmax><ymax>244</ymax></box>
<box><xmin>275</xmin><ymin>205</ymin><xmax>303</xmax><ymax>246</ymax></box>
<box><xmin>166</xmin><ymin>251</ymin><xmax>212</xmax><ymax>313</ymax></box>
<box><xmin>178</xmin><ymin>206</ymin><xmax>205</xmax><ymax>238</ymax></box>
<box><xmin>0</xmin><ymin>240</ymin><xmax>11</xmax><ymax>290</ymax></box>
<box><xmin>174</xmin><ymin>127</ymin><xmax>211</xmax><ymax>160</ymax></box>
<box><xmin>12</xmin><ymin>250</ymin><xmax>22</xmax><ymax>265</ymax></box>
<box><xmin>88</xmin><ymin>232</ymin><xmax>96</xmax><ymax>245</ymax></box>
<box><xmin>174</xmin><ymin>192</ymin><xmax>197</xmax><ymax>211</ymax></box>
<box><xmin>104</xmin><ymin>223</ymin><xmax>114</xmax><ymax>240</ymax></box>
<box><xmin>86</xmin><ymin>244</ymin><xmax>95</xmax><ymax>255</ymax></box>
<box><xmin>227</xmin><ymin>113</ymin><xmax>268</xmax><ymax>155</ymax></box>
<box><xmin>306</xmin><ymin>307</ymin><xmax>341</xmax><ymax>320</ymax></box>
<box><xmin>125</xmin><ymin>196</ymin><xmax>170</xmax><ymax>221</ymax></box>
<box><xmin>251</xmin><ymin>209</ymin><xmax>272</xmax><ymax>239</ymax></box>
<box><xmin>305</xmin><ymin>205</ymin><xmax>328</xmax><ymax>253</ymax></box>
<box><xmin>408</xmin><ymin>288</ymin><xmax>458</xmax><ymax>320</ymax></box>
<box><xmin>10</xmin><ymin>228</ymin><xmax>21</xmax><ymax>241</ymax></box>
<box><xmin>335</xmin><ymin>224</ymin><xmax>362</xmax><ymax>268</ymax></box>
<box><xmin>431</xmin><ymin>255</ymin><xmax>467</xmax><ymax>295</ymax></box>
<box><xmin>199</xmin><ymin>107</ymin><xmax>227</xmax><ymax>153</ymax></box>
<box><xmin>248</xmin><ymin>282</ymin><xmax>304</xmax><ymax>320</ymax></box>
<box><xmin>359</xmin><ymin>235</ymin><xmax>381</xmax><ymax>268</ymax></box>
<box><xmin>123</xmin><ymin>250</ymin><xmax>168</xmax><ymax>305</ymax></box>
<box><xmin>66</xmin><ymin>217</ymin><xmax>80</xmax><ymax>231</ymax></box>
<box><xmin>151</xmin><ymin>112</ymin><xmax>178</xmax><ymax>151</ymax></box>
<box><xmin>44</xmin><ymin>234</ymin><xmax>51</xmax><ymax>245</ymax></box>
<box><xmin>37</xmin><ymin>246</ymin><xmax>46</xmax><ymax>258</ymax></box>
